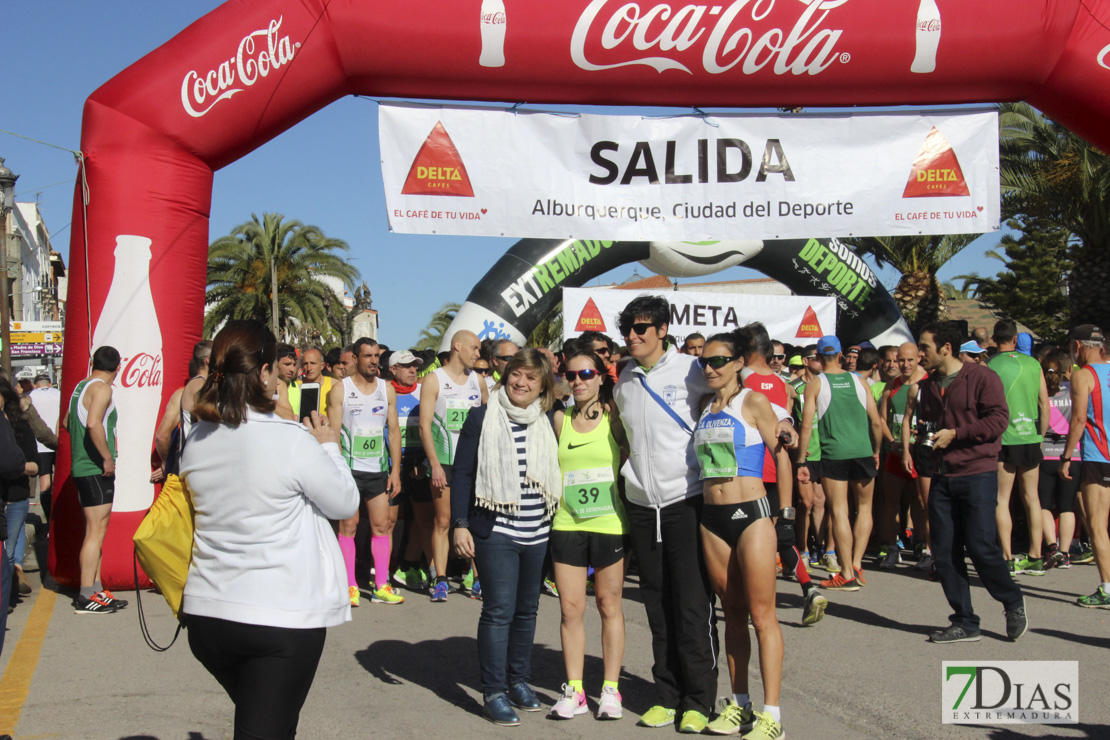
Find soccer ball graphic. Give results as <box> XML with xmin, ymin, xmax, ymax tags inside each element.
<box><xmin>640</xmin><ymin>240</ymin><xmax>765</xmax><ymax>278</ymax></box>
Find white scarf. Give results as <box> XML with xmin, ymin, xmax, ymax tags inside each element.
<box><xmin>475</xmin><ymin>387</ymin><xmax>561</xmax><ymax>517</ymax></box>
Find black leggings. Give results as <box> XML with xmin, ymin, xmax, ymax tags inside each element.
<box><xmin>186</xmin><ymin>614</ymin><xmax>326</xmax><ymax>740</ymax></box>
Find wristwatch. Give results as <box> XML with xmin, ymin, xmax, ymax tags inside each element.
<box><xmin>778</xmin><ymin>507</ymin><xmax>796</xmax><ymax>521</ymax></box>
<box><xmin>451</xmin><ymin>518</ymin><xmax>470</xmax><ymax>529</ymax></box>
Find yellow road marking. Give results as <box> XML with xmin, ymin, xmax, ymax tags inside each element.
<box><xmin>0</xmin><ymin>587</ymin><xmax>57</xmax><ymax>734</ymax></box>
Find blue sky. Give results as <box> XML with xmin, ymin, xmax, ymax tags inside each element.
<box><xmin>4</xmin><ymin>2</ymin><xmax>1005</xmax><ymax>349</ymax></box>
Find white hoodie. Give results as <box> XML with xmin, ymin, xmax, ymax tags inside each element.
<box><xmin>181</xmin><ymin>408</ymin><xmax>359</xmax><ymax>629</ymax></box>
<box><xmin>615</xmin><ymin>346</ymin><xmax>709</xmax><ymax>513</ymax></box>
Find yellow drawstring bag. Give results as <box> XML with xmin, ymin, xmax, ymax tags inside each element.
<box><xmin>133</xmin><ymin>472</ymin><xmax>195</xmax><ymax>619</ymax></box>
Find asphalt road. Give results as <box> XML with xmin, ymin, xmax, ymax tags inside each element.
<box><xmin>2</xmin><ymin>518</ymin><xmax>1108</xmax><ymax>740</ymax></box>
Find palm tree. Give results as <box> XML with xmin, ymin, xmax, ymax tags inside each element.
<box><xmin>527</xmin><ymin>303</ymin><xmax>563</xmax><ymax>350</ymax></box>
<box><xmin>1000</xmin><ymin>102</ymin><xmax>1110</xmax><ymax>325</ymax></box>
<box><xmin>840</xmin><ymin>234</ymin><xmax>979</xmax><ymax>331</ymax></box>
<box><xmin>205</xmin><ymin>213</ymin><xmax>359</xmax><ymax>338</ymax></box>
<box><xmin>414</xmin><ymin>302</ymin><xmax>460</xmax><ymax>351</ymax></box>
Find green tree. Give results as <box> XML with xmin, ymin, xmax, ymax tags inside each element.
<box><xmin>972</xmin><ymin>216</ymin><xmax>1073</xmax><ymax>342</ymax></box>
<box><xmin>1000</xmin><ymin>102</ymin><xmax>1110</xmax><ymax>326</ymax></box>
<box><xmin>840</xmin><ymin>234</ymin><xmax>979</xmax><ymax>332</ymax></box>
<box><xmin>414</xmin><ymin>302</ymin><xmax>461</xmax><ymax>351</ymax></box>
<box><xmin>528</xmin><ymin>303</ymin><xmax>563</xmax><ymax>350</ymax></box>
<box><xmin>205</xmin><ymin>213</ymin><xmax>359</xmax><ymax>338</ymax></box>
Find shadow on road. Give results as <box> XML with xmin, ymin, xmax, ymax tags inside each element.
<box><xmin>985</xmin><ymin>724</ymin><xmax>1109</xmax><ymax>739</ymax></box>
<box><xmin>1031</xmin><ymin>627</ymin><xmax>1110</xmax><ymax>650</ymax></box>
<box><xmin>119</xmin><ymin>734</ymin><xmax>215</xmax><ymax>740</ymax></box>
<box><xmin>355</xmin><ymin>634</ymin><xmax>657</xmax><ymax>717</ymax></box>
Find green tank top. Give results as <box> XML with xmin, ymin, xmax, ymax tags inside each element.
<box><xmin>988</xmin><ymin>352</ymin><xmax>1045</xmax><ymax>445</ymax></box>
<box><xmin>815</xmin><ymin>372</ymin><xmax>872</xmax><ymax>460</ymax></box>
<box><xmin>553</xmin><ymin>409</ymin><xmax>626</xmax><ymax>535</ymax></box>
<box><xmin>887</xmin><ymin>377</ymin><xmax>915</xmax><ymax>450</ymax></box>
<box><xmin>68</xmin><ymin>378</ymin><xmax>117</xmax><ymax>477</ymax></box>
<box><xmin>790</xmin><ymin>377</ymin><xmax>821</xmax><ymax>462</ymax></box>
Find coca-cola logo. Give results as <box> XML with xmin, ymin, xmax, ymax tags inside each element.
<box><xmin>571</xmin><ymin>0</ymin><xmax>850</xmax><ymax>76</ymax></box>
<box><xmin>120</xmin><ymin>353</ymin><xmax>163</xmax><ymax>389</ymax></box>
<box><xmin>180</xmin><ymin>16</ymin><xmax>301</xmax><ymax>118</ymax></box>
<box><xmin>1099</xmin><ymin>42</ymin><xmax>1110</xmax><ymax>71</ymax></box>
<box><xmin>917</xmin><ymin>19</ymin><xmax>941</xmax><ymax>32</ymax></box>
<box><xmin>482</xmin><ymin>11</ymin><xmax>506</xmax><ymax>24</ymax></box>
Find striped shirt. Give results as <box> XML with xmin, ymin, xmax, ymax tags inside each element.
<box><xmin>492</xmin><ymin>421</ymin><xmax>551</xmax><ymax>546</ymax></box>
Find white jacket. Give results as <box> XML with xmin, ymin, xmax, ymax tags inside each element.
<box><xmin>180</xmin><ymin>408</ymin><xmax>359</xmax><ymax>629</ymax></box>
<box><xmin>615</xmin><ymin>346</ymin><xmax>709</xmax><ymax>511</ymax></box>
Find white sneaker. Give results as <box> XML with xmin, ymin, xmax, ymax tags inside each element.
<box><xmin>549</xmin><ymin>684</ymin><xmax>588</xmax><ymax>720</ymax></box>
<box><xmin>821</xmin><ymin>552</ymin><xmax>840</xmax><ymax>572</ymax></box>
<box><xmin>915</xmin><ymin>552</ymin><xmax>935</xmax><ymax>571</ymax></box>
<box><xmin>880</xmin><ymin>548</ymin><xmax>901</xmax><ymax>570</ymax></box>
<box><xmin>597</xmin><ymin>685</ymin><xmax>623</xmax><ymax>720</ymax></box>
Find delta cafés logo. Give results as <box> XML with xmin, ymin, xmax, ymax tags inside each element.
<box><xmin>402</xmin><ymin>122</ymin><xmax>475</xmax><ymax>197</ymax></box>
<box><xmin>942</xmin><ymin>661</ymin><xmax>1077</xmax><ymax>725</ymax></box>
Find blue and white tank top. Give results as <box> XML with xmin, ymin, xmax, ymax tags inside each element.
<box><xmin>1081</xmin><ymin>364</ymin><xmax>1110</xmax><ymax>464</ymax></box>
<box><xmin>340</xmin><ymin>376</ymin><xmax>389</xmax><ymax>473</ymax></box>
<box><xmin>394</xmin><ymin>384</ymin><xmax>422</xmax><ymax>461</ymax></box>
<box><xmin>694</xmin><ymin>388</ymin><xmax>766</xmax><ymax>480</ymax></box>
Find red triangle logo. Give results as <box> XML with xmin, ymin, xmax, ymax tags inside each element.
<box><xmin>401</xmin><ymin>121</ymin><xmax>475</xmax><ymax>197</ymax></box>
<box><xmin>903</xmin><ymin>127</ymin><xmax>970</xmax><ymax>198</ymax></box>
<box><xmin>574</xmin><ymin>298</ymin><xmax>607</xmax><ymax>332</ymax></box>
<box><xmin>795</xmin><ymin>306</ymin><xmax>823</xmax><ymax>338</ymax></box>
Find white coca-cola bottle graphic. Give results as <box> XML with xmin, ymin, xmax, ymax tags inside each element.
<box><xmin>479</xmin><ymin>0</ymin><xmax>506</xmax><ymax>67</ymax></box>
<box><xmin>911</xmin><ymin>0</ymin><xmax>941</xmax><ymax>73</ymax></box>
<box><xmin>91</xmin><ymin>235</ymin><xmax>163</xmax><ymax>513</ymax></box>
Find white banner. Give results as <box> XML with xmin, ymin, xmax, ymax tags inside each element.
<box><xmin>380</xmin><ymin>104</ymin><xmax>1000</xmax><ymax>241</ymax></box>
<box><xmin>562</xmin><ymin>288</ymin><xmax>837</xmax><ymax>347</ymax></box>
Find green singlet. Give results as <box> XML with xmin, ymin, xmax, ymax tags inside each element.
<box><xmin>988</xmin><ymin>352</ymin><xmax>1045</xmax><ymax>445</ymax></box>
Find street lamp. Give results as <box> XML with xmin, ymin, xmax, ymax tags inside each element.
<box><xmin>0</xmin><ymin>157</ymin><xmax>18</xmax><ymax>376</ymax></box>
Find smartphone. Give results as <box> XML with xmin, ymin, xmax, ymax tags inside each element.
<box><xmin>299</xmin><ymin>383</ymin><xmax>320</xmax><ymax>423</ymax></box>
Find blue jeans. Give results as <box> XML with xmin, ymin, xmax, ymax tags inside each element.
<box><xmin>473</xmin><ymin>531</ymin><xmax>546</xmax><ymax>699</ymax></box>
<box><xmin>6</xmin><ymin>500</ymin><xmax>29</xmax><ymax>567</ymax></box>
<box><xmin>929</xmin><ymin>472</ymin><xmax>1023</xmax><ymax>630</ymax></box>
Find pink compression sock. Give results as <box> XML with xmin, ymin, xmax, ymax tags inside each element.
<box><xmin>372</xmin><ymin>535</ymin><xmax>392</xmax><ymax>590</ymax></box>
<box><xmin>338</xmin><ymin>535</ymin><xmax>357</xmax><ymax>588</ymax></box>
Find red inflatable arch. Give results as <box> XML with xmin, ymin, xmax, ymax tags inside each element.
<box><xmin>53</xmin><ymin>0</ymin><xmax>1110</xmax><ymax>587</ymax></box>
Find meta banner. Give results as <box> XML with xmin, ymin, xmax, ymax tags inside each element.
<box><xmin>562</xmin><ymin>287</ymin><xmax>837</xmax><ymax>347</ymax></box>
<box><xmin>380</xmin><ymin>103</ymin><xmax>1000</xmax><ymax>241</ymax></box>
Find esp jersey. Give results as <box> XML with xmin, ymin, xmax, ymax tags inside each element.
<box><xmin>68</xmin><ymin>378</ymin><xmax>118</xmax><ymax>477</ymax></box>
<box><xmin>431</xmin><ymin>367</ymin><xmax>482</xmax><ymax>465</ymax></box>
<box><xmin>1081</xmin><ymin>364</ymin><xmax>1110</xmax><ymax>464</ymax></box>
<box><xmin>395</xmin><ymin>383</ymin><xmax>423</xmax><ymax>460</ymax></box>
<box><xmin>742</xmin><ymin>368</ymin><xmax>786</xmax><ymax>483</ymax></box>
<box><xmin>988</xmin><ymin>351</ymin><xmax>1045</xmax><ymax>445</ymax></box>
<box><xmin>695</xmin><ymin>388</ymin><xmax>766</xmax><ymax>480</ymax></box>
<box><xmin>340</xmin><ymin>376</ymin><xmax>389</xmax><ymax>473</ymax></box>
<box><xmin>816</xmin><ymin>372</ymin><xmax>872</xmax><ymax>460</ymax></box>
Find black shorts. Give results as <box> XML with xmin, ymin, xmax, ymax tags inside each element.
<box><xmin>38</xmin><ymin>451</ymin><xmax>56</xmax><ymax>474</ymax></box>
<box><xmin>430</xmin><ymin>463</ymin><xmax>453</xmax><ymax>488</ymax></box>
<box><xmin>912</xmin><ymin>445</ymin><xmax>937</xmax><ymax>479</ymax></box>
<box><xmin>401</xmin><ymin>463</ymin><xmax>432</xmax><ymax>504</ymax></box>
<box><xmin>1038</xmin><ymin>460</ymin><xmax>1079</xmax><ymax>513</ymax></box>
<box><xmin>821</xmin><ymin>456</ymin><xmax>878</xmax><ymax>483</ymax></box>
<box><xmin>700</xmin><ymin>497</ymin><xmax>773</xmax><ymax>548</ymax></box>
<box><xmin>1082</xmin><ymin>461</ymin><xmax>1110</xmax><ymax>486</ymax></box>
<box><xmin>763</xmin><ymin>481</ymin><xmax>780</xmax><ymax>513</ymax></box>
<box><xmin>806</xmin><ymin>460</ymin><xmax>823</xmax><ymax>482</ymax></box>
<box><xmin>549</xmin><ymin>530</ymin><xmax>627</xmax><ymax>570</ymax></box>
<box><xmin>73</xmin><ymin>474</ymin><xmax>114</xmax><ymax>507</ymax></box>
<box><xmin>999</xmin><ymin>443</ymin><xmax>1043</xmax><ymax>469</ymax></box>
<box><xmin>353</xmin><ymin>471</ymin><xmax>391</xmax><ymax>502</ymax></box>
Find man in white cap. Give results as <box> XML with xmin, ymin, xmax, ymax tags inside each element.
<box><xmin>959</xmin><ymin>340</ymin><xmax>987</xmax><ymax>365</ymax></box>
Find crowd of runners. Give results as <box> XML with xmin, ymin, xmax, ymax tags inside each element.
<box><xmin>37</xmin><ymin>296</ymin><xmax>1110</xmax><ymax>739</ymax></box>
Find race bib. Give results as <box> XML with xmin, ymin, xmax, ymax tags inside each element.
<box><xmin>399</xmin><ymin>416</ymin><xmax>422</xmax><ymax>449</ymax></box>
<box><xmin>695</xmin><ymin>425</ymin><xmax>737</xmax><ymax>479</ymax></box>
<box><xmin>563</xmin><ymin>467</ymin><xmax>617</xmax><ymax>519</ymax></box>
<box><xmin>353</xmin><ymin>427</ymin><xmax>385</xmax><ymax>459</ymax></box>
<box><xmin>445</xmin><ymin>398</ymin><xmax>472</xmax><ymax>432</ymax></box>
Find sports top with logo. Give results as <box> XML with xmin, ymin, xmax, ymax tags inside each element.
<box><xmin>885</xmin><ymin>375</ymin><xmax>915</xmax><ymax>450</ymax></box>
<box><xmin>1043</xmin><ymin>380</ymin><xmax>1078</xmax><ymax>461</ymax></box>
<box><xmin>790</xmin><ymin>376</ymin><xmax>821</xmax><ymax>462</ymax></box>
<box><xmin>695</xmin><ymin>388</ymin><xmax>766</xmax><ymax>481</ymax></box>
<box><xmin>340</xmin><ymin>375</ymin><xmax>389</xmax><ymax>473</ymax></box>
<box><xmin>815</xmin><ymin>372</ymin><xmax>872</xmax><ymax>460</ymax></box>
<box><xmin>1081</xmin><ymin>364</ymin><xmax>1110</xmax><ymax>464</ymax></box>
<box><xmin>430</xmin><ymin>367</ymin><xmax>482</xmax><ymax>465</ymax></box>
<box><xmin>988</xmin><ymin>351</ymin><xmax>1045</xmax><ymax>445</ymax></box>
<box><xmin>741</xmin><ymin>368</ymin><xmax>786</xmax><ymax>483</ymax></box>
<box><xmin>395</xmin><ymin>383</ymin><xmax>422</xmax><ymax>462</ymax></box>
<box><xmin>553</xmin><ymin>409</ymin><xmax>625</xmax><ymax>536</ymax></box>
<box><xmin>68</xmin><ymin>378</ymin><xmax>118</xmax><ymax>476</ymax></box>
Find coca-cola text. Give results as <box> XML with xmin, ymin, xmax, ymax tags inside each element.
<box><xmin>181</xmin><ymin>17</ymin><xmax>301</xmax><ymax>118</ymax></box>
<box><xmin>119</xmin><ymin>353</ymin><xmax>163</xmax><ymax>389</ymax></box>
<box><xmin>571</xmin><ymin>0</ymin><xmax>848</xmax><ymax>76</ymax></box>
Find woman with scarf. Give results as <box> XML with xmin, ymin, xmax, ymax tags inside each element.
<box><xmin>451</xmin><ymin>349</ymin><xmax>561</xmax><ymax>726</ymax></box>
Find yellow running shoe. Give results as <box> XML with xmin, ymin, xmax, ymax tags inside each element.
<box><xmin>349</xmin><ymin>586</ymin><xmax>360</xmax><ymax>607</ymax></box>
<box><xmin>638</xmin><ymin>705</ymin><xmax>676</xmax><ymax>728</ymax></box>
<box><xmin>679</xmin><ymin>710</ymin><xmax>709</xmax><ymax>734</ymax></box>
<box><xmin>741</xmin><ymin>710</ymin><xmax>784</xmax><ymax>739</ymax></box>
<box><xmin>371</xmin><ymin>584</ymin><xmax>405</xmax><ymax>605</ymax></box>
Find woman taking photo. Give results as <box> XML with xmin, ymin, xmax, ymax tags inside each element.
<box><xmin>451</xmin><ymin>349</ymin><xmax>561</xmax><ymax>726</ymax></box>
<box><xmin>180</xmin><ymin>320</ymin><xmax>358</xmax><ymax>739</ymax></box>
<box><xmin>547</xmin><ymin>348</ymin><xmax>627</xmax><ymax>721</ymax></box>
<box><xmin>694</xmin><ymin>333</ymin><xmax>787</xmax><ymax>739</ymax></box>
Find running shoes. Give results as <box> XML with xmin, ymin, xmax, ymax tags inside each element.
<box><xmin>370</xmin><ymin>584</ymin><xmax>405</xmax><ymax>605</ymax></box>
<box><xmin>549</xmin><ymin>684</ymin><xmax>589</xmax><ymax>720</ymax></box>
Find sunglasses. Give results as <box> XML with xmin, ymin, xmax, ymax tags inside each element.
<box><xmin>496</xmin><ymin>355</ymin><xmax>515</xmax><ymax>363</ymax></box>
<box><xmin>622</xmin><ymin>322</ymin><xmax>657</xmax><ymax>337</ymax></box>
<box><xmin>771</xmin><ymin>354</ymin><xmax>786</xmax><ymax>360</ymax></box>
<box><xmin>563</xmin><ymin>369</ymin><xmax>600</xmax><ymax>382</ymax></box>
<box><xmin>804</xmin><ymin>355</ymin><xmax>817</xmax><ymax>361</ymax></box>
<box><xmin>594</xmin><ymin>347</ymin><xmax>611</xmax><ymax>355</ymax></box>
<box><xmin>474</xmin><ymin>367</ymin><xmax>493</xmax><ymax>375</ymax></box>
<box><xmin>699</xmin><ymin>355</ymin><xmax>736</xmax><ymax>369</ymax></box>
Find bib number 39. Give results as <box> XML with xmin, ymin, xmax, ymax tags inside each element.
<box><xmin>563</xmin><ymin>467</ymin><xmax>616</xmax><ymax>519</ymax></box>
